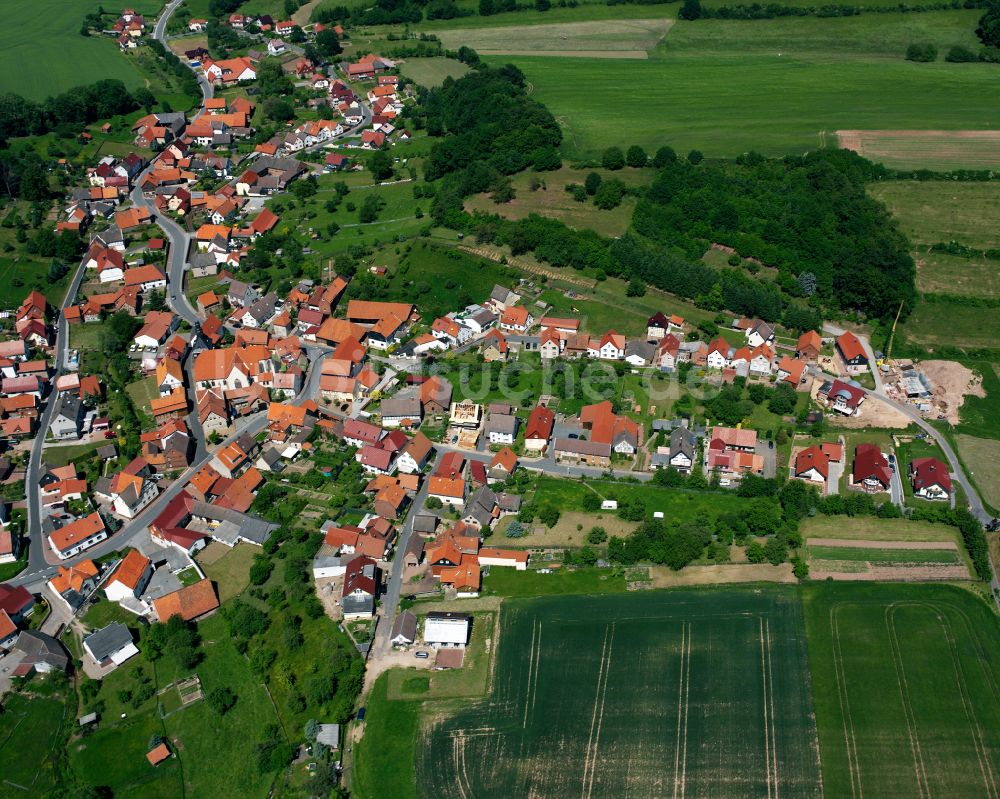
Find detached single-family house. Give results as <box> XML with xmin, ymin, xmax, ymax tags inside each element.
<box><xmin>852</xmin><ymin>444</ymin><xmax>891</xmax><ymax>493</ymax></box>
<box><xmin>836</xmin><ymin>331</ymin><xmax>869</xmax><ymax>375</ymax></box>
<box><xmin>909</xmin><ymin>457</ymin><xmax>952</xmax><ymax>501</ymax></box>
<box><xmin>83</xmin><ymin>623</ymin><xmax>138</xmax><ymax>669</ymax></box>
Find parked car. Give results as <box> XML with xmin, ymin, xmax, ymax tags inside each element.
<box><xmin>415</xmin><ymin>651</ymin><xmax>429</xmax><ymax>659</ymax></box>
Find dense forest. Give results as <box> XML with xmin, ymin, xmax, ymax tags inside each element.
<box><xmin>631</xmin><ymin>150</ymin><xmax>917</xmax><ymax>321</ymax></box>
<box><xmin>413</xmin><ymin>66</ymin><xmax>914</xmax><ymax>325</ymax></box>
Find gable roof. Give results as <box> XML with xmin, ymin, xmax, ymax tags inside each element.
<box><xmin>836</xmin><ymin>331</ymin><xmax>867</xmax><ymax>362</ymax></box>
<box><xmin>152</xmin><ymin>579</ymin><xmax>219</xmax><ymax>621</ymax></box>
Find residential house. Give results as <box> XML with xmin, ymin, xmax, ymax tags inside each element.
<box><xmin>108</xmin><ymin>458</ymin><xmax>159</xmax><ymax>519</ymax></box>
<box><xmin>397</xmin><ymin>432</ymin><xmax>433</xmax><ymax>474</ymax></box>
<box><xmin>524</xmin><ymin>405</ymin><xmax>554</xmax><ymax>453</ymax></box>
<box><xmin>48</xmin><ymin>512</ymin><xmax>108</xmax><ymax>560</ymax></box>
<box><xmin>484</xmin><ymin>413</ymin><xmax>517</xmax><ymax>445</ymax></box>
<box><xmin>83</xmin><ymin>623</ymin><xmax>138</xmax><ymax>669</ymax></box>
<box><xmin>342</xmin><ymin>556</ymin><xmax>378</xmax><ymax>619</ymax></box>
<box><xmin>104</xmin><ymin>549</ymin><xmax>153</xmax><ymax>603</ymax></box>
<box><xmin>152</xmin><ymin>579</ymin><xmax>219</xmax><ymax>622</ymax></box>
<box><xmin>836</xmin><ymin>331</ymin><xmax>869</xmax><ymax>374</ymax></box>
<box><xmin>796</xmin><ymin>330</ymin><xmax>822</xmax><ymax>360</ymax></box>
<box><xmin>852</xmin><ymin>444</ymin><xmax>891</xmax><ymax>493</ymax></box>
<box><xmin>51</xmin><ymin>395</ymin><xmax>84</xmax><ymax>441</ymax></box>
<box><xmin>910</xmin><ymin>457</ymin><xmax>952</xmax><ymax>501</ymax></box>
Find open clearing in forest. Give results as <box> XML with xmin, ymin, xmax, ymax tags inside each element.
<box><xmin>417</xmin><ymin>588</ymin><xmax>823</xmax><ymax>798</ymax></box>
<box><xmin>837</xmin><ymin>130</ymin><xmax>1000</xmax><ymax>171</ymax></box>
<box><xmin>436</xmin><ymin>19</ymin><xmax>673</xmax><ymax>58</ymax></box>
<box><xmin>804</xmin><ymin>583</ymin><xmax>1000</xmax><ymax>799</ymax></box>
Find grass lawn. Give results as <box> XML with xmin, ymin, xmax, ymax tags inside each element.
<box><xmin>71</xmin><ymin>708</ymin><xmax>183</xmax><ymax>799</ymax></box>
<box><xmin>537</xmin><ymin>273</ymin><xmax>711</xmax><ymax>337</ymax></box>
<box><xmin>41</xmin><ymin>440</ymin><xmax>104</xmax><ymax>468</ymax></box>
<box><xmin>914</xmin><ymin>250</ymin><xmax>1000</xmax><ymax>298</ymax></box>
<box><xmin>160</xmin><ymin>613</ymin><xmax>282</xmax><ymax>799</ymax></box>
<box><xmin>489</xmin><ymin>12</ymin><xmax>1000</xmax><ymax>158</ymax></box>
<box><xmin>800</xmin><ymin>515</ymin><xmax>959</xmax><ymax>542</ymax></box>
<box><xmin>532</xmin><ymin>475</ymin><xmax>747</xmax><ymax>521</ymax></box>
<box><xmin>198</xmin><ymin>543</ymin><xmax>257</xmax><ymax>602</ymax></box>
<box><xmin>0</xmin><ymin>256</ymin><xmax>71</xmax><ymax>311</ymax></box>
<box><xmin>383</xmin><ymin>240</ymin><xmax>520</xmax><ymax>321</ymax></box>
<box><xmin>899</xmin><ymin>299</ymin><xmax>1000</xmax><ymax>351</ymax></box>
<box><xmin>869</xmin><ymin>181</ymin><xmax>1000</xmax><ymax>250</ymax></box>
<box><xmin>955</xmin><ymin>434</ymin><xmax>1000</xmax><ymax>511</ymax></box>
<box><xmin>351</xmin><ymin>674</ymin><xmax>421</xmax><ymax>799</ymax></box>
<box><xmin>126</xmin><ymin>376</ymin><xmax>160</xmax><ymax>415</ymax></box>
<box><xmin>399</xmin><ymin>56</ymin><xmax>471</xmax><ymax>87</ymax></box>
<box><xmin>483</xmin><ymin>565</ymin><xmax>628</xmax><ymax>597</ymax></box>
<box><xmin>0</xmin><ymin>693</ymin><xmax>68</xmax><ymax>794</ymax></box>
<box><xmin>464</xmin><ymin>165</ymin><xmax>652</xmax><ymax>238</ymax></box>
<box><xmin>0</xmin><ymin>0</ymin><xmax>154</xmax><ymax>99</ymax></box>
<box><xmin>69</xmin><ymin>323</ymin><xmax>107</xmax><ymax>352</ymax></box>
<box><xmin>803</xmin><ymin>582</ymin><xmax>1000</xmax><ymax>798</ymax></box>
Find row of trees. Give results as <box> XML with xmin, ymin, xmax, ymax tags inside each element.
<box><xmin>0</xmin><ymin>79</ymin><xmax>137</xmax><ymax>142</ymax></box>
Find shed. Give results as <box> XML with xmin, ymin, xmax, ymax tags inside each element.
<box><xmin>316</xmin><ymin>723</ymin><xmax>341</xmax><ymax>748</ymax></box>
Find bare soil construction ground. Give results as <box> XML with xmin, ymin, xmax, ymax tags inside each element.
<box><xmin>915</xmin><ymin>359</ymin><xmax>985</xmax><ymax>424</ymax></box>
<box><xmin>436</xmin><ymin>19</ymin><xmax>674</xmax><ymax>59</ymax></box>
<box><xmin>837</xmin><ymin>129</ymin><xmax>1000</xmax><ymax>171</ymax></box>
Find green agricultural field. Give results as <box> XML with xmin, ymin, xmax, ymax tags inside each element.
<box><xmin>914</xmin><ymin>250</ymin><xmax>1000</xmax><ymax>298</ymax></box>
<box><xmin>803</xmin><ymin>582</ymin><xmax>1000</xmax><ymax>799</ymax></box>
<box><xmin>484</xmin><ymin>12</ymin><xmax>1000</xmax><ymax>158</ymax></box>
<box><xmin>0</xmin><ymin>1</ymin><xmax>154</xmax><ymax>100</ymax></box>
<box><xmin>464</xmin><ymin>165</ymin><xmax>652</xmax><ymax>238</ymax></box>
<box><xmin>400</xmin><ymin>57</ymin><xmax>471</xmax><ymax>87</ymax></box>
<box><xmin>869</xmin><ymin>180</ymin><xmax>1000</xmax><ymax>249</ymax></box>
<box><xmin>417</xmin><ymin>588</ymin><xmax>822</xmax><ymax>798</ymax></box>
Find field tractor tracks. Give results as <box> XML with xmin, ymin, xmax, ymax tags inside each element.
<box><xmin>885</xmin><ymin>605</ymin><xmax>930</xmax><ymax>799</ymax></box>
<box><xmin>672</xmin><ymin>621</ymin><xmax>692</xmax><ymax>799</ymax></box>
<box><xmin>582</xmin><ymin>623</ymin><xmax>615</xmax><ymax>799</ymax></box>
<box><xmin>831</xmin><ymin>606</ymin><xmax>863</xmax><ymax>799</ymax></box>
<box><xmin>760</xmin><ymin>616</ymin><xmax>780</xmax><ymax>799</ymax></box>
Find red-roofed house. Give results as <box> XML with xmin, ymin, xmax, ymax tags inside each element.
<box><xmin>909</xmin><ymin>457</ymin><xmax>952</xmax><ymax>501</ymax></box>
<box><xmin>852</xmin><ymin>444</ymin><xmax>891</xmax><ymax>493</ymax></box>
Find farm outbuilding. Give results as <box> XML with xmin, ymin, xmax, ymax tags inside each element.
<box><xmin>423</xmin><ymin>611</ymin><xmax>470</xmax><ymax>648</ymax></box>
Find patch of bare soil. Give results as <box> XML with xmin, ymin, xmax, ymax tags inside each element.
<box><xmin>812</xmin><ymin>564</ymin><xmax>971</xmax><ymax>581</ymax></box>
<box><xmin>808</xmin><ymin>537</ymin><xmax>958</xmax><ymax>550</ymax></box>
<box><xmin>314</xmin><ymin>576</ymin><xmax>344</xmax><ymax>621</ymax></box>
<box><xmin>647</xmin><ymin>562</ymin><xmax>795</xmax><ymax>588</ymax></box>
<box><xmin>917</xmin><ymin>360</ymin><xmax>984</xmax><ymax>425</ymax></box>
<box><xmin>831</xmin><ymin>399</ymin><xmax>911</xmax><ymax>429</ymax></box>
